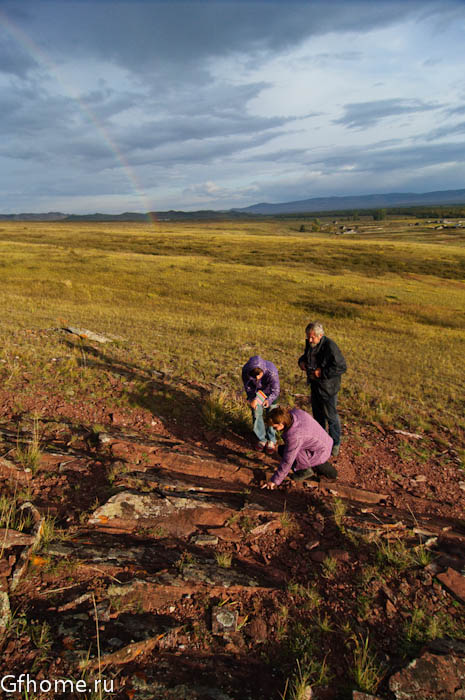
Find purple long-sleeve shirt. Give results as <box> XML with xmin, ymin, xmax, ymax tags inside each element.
<box><xmin>271</xmin><ymin>408</ymin><xmax>333</xmax><ymax>486</ymax></box>
<box><xmin>241</xmin><ymin>355</ymin><xmax>280</xmax><ymax>405</ymax></box>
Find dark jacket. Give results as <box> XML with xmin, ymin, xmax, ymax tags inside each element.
<box><xmin>242</xmin><ymin>355</ymin><xmax>280</xmax><ymax>405</ymax></box>
<box><xmin>298</xmin><ymin>335</ymin><xmax>346</xmax><ymax>398</ymax></box>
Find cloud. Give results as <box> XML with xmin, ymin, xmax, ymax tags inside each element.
<box><xmin>333</xmin><ymin>98</ymin><xmax>440</xmax><ymax>130</ymax></box>
<box><xmin>0</xmin><ymin>34</ymin><xmax>37</xmax><ymax>77</ymax></box>
<box><xmin>423</xmin><ymin>121</ymin><xmax>465</xmax><ymax>141</ymax></box>
<box><xmin>2</xmin><ymin>1</ymin><xmax>451</xmax><ymax>76</ymax></box>
<box><xmin>1</xmin><ymin>0</ymin><xmax>465</xmax><ymax>213</ymax></box>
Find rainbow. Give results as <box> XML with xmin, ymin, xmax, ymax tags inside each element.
<box><xmin>0</xmin><ymin>9</ymin><xmax>156</xmax><ymax>223</ymax></box>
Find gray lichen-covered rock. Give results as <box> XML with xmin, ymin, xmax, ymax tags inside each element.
<box><xmin>389</xmin><ymin>652</ymin><xmax>465</xmax><ymax>699</ymax></box>
<box><xmin>0</xmin><ymin>591</ymin><xmax>11</xmax><ymax>633</ymax></box>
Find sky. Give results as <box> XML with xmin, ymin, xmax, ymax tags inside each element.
<box><xmin>1</xmin><ymin>0</ymin><xmax>465</xmax><ymax>214</ymax></box>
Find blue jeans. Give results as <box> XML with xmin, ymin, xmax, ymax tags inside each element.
<box><xmin>311</xmin><ymin>389</ymin><xmax>341</xmax><ymax>446</ymax></box>
<box><xmin>251</xmin><ymin>404</ymin><xmax>276</xmax><ymax>443</ymax></box>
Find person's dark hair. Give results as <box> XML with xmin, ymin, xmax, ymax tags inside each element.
<box><xmin>266</xmin><ymin>406</ymin><xmax>293</xmax><ymax>429</ymax></box>
<box><xmin>249</xmin><ymin>367</ymin><xmax>263</xmax><ymax>378</ymax></box>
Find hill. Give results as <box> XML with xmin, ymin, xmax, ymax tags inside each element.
<box><xmin>233</xmin><ymin>188</ymin><xmax>465</xmax><ymax>215</ymax></box>
<box><xmin>1</xmin><ymin>187</ymin><xmax>465</xmax><ymax>221</ymax></box>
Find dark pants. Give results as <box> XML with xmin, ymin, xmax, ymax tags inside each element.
<box><xmin>277</xmin><ymin>445</ymin><xmax>337</xmax><ymax>478</ymax></box>
<box><xmin>311</xmin><ymin>388</ymin><xmax>341</xmax><ymax>446</ymax></box>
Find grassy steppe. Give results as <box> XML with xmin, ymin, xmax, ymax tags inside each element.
<box><xmin>0</xmin><ymin>219</ymin><xmax>464</xmax><ymax>446</ymax></box>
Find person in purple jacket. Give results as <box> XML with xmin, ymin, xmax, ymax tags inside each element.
<box><xmin>241</xmin><ymin>355</ymin><xmax>280</xmax><ymax>454</ymax></box>
<box><xmin>261</xmin><ymin>406</ymin><xmax>337</xmax><ymax>489</ymax></box>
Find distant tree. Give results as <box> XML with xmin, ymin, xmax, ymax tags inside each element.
<box><xmin>299</xmin><ymin>224</ymin><xmax>306</xmax><ymax>232</ymax></box>
<box><xmin>373</xmin><ymin>209</ymin><xmax>387</xmax><ymax>221</ymax></box>
<box><xmin>311</xmin><ymin>218</ymin><xmax>321</xmax><ymax>232</ymax></box>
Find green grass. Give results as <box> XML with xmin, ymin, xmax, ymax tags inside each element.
<box><xmin>348</xmin><ymin>633</ymin><xmax>385</xmax><ymax>694</ymax></box>
<box><xmin>0</xmin><ymin>218</ymin><xmax>464</xmax><ymax>443</ymax></box>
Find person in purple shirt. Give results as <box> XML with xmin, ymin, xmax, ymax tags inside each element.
<box><xmin>261</xmin><ymin>406</ymin><xmax>337</xmax><ymax>489</ymax></box>
<box><xmin>241</xmin><ymin>355</ymin><xmax>280</xmax><ymax>454</ymax></box>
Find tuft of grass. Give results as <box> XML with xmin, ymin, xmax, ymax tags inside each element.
<box><xmin>332</xmin><ymin>497</ymin><xmax>347</xmax><ymax>529</ymax></box>
<box><xmin>288</xmin><ymin>582</ymin><xmax>321</xmax><ymax>609</ymax></box>
<box><xmin>376</xmin><ymin>538</ymin><xmax>414</xmax><ymax>570</ymax></box>
<box><xmin>201</xmin><ymin>390</ymin><xmax>249</xmax><ymax>433</ymax></box>
<box><xmin>280</xmin><ymin>660</ymin><xmax>313</xmax><ymax>700</ymax></box>
<box><xmin>280</xmin><ymin>503</ymin><xmax>297</xmax><ymax>532</ymax></box>
<box><xmin>411</xmin><ymin>544</ymin><xmax>433</xmax><ymax>567</ymax></box>
<box><xmin>15</xmin><ymin>418</ymin><xmax>42</xmax><ymax>473</ymax></box>
<box><xmin>215</xmin><ymin>551</ymin><xmax>233</xmax><ymax>568</ymax></box>
<box><xmin>314</xmin><ymin>611</ymin><xmax>333</xmax><ymax>634</ymax></box>
<box><xmin>348</xmin><ymin>633</ymin><xmax>385</xmax><ymax>694</ymax></box>
<box><xmin>321</xmin><ymin>555</ymin><xmax>338</xmax><ymax>579</ymax></box>
<box><xmin>35</xmin><ymin>514</ymin><xmax>69</xmax><ymax>552</ymax></box>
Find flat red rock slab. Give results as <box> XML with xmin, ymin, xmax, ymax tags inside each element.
<box><xmin>436</xmin><ymin>567</ymin><xmax>465</xmax><ymax>604</ymax></box>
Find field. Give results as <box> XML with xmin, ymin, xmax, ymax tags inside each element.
<box><xmin>0</xmin><ymin>217</ymin><xmax>464</xmax><ymax>699</ymax></box>
<box><xmin>1</xmin><ymin>217</ymin><xmax>464</xmax><ymax>439</ymax></box>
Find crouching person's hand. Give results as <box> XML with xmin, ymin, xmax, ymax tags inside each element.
<box><xmin>261</xmin><ymin>480</ymin><xmax>276</xmax><ymax>490</ymax></box>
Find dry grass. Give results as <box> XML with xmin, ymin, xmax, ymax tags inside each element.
<box><xmin>0</xmin><ymin>218</ymin><xmax>463</xmax><ymax>443</ymax></box>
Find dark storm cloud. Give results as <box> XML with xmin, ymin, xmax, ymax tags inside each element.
<box><xmin>333</xmin><ymin>99</ymin><xmax>440</xmax><ymax>130</ymax></box>
<box><xmin>3</xmin><ymin>0</ymin><xmax>452</xmax><ymax>75</ymax></box>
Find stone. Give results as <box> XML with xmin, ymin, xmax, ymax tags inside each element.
<box><xmin>208</xmin><ymin>527</ymin><xmax>242</xmax><ymax>543</ymax></box>
<box><xmin>305</xmin><ymin>539</ymin><xmax>320</xmax><ymax>551</ymax></box>
<box><xmin>353</xmin><ymin>693</ymin><xmax>382</xmax><ymax>700</ymax></box>
<box><xmin>436</xmin><ymin>567</ymin><xmax>465</xmax><ymax>604</ymax></box>
<box><xmin>63</xmin><ymin>326</ymin><xmax>114</xmax><ymax>343</ymax></box>
<box><xmin>393</xmin><ymin>429</ymin><xmax>423</xmax><ymax>439</ymax></box>
<box><xmin>325</xmin><ymin>483</ymin><xmax>389</xmax><ymax>504</ymax></box>
<box><xmin>250</xmin><ymin>519</ymin><xmax>281</xmax><ymax>536</ymax></box>
<box><xmin>246</xmin><ymin>617</ymin><xmax>267</xmax><ymax>643</ymax></box>
<box><xmin>192</xmin><ymin>535</ymin><xmax>219</xmax><ymax>546</ymax></box>
<box><xmin>81</xmin><ymin>636</ymin><xmax>162</xmax><ymax>669</ymax></box>
<box><xmin>328</xmin><ymin>549</ymin><xmax>350</xmax><ymax>562</ymax></box>
<box><xmin>10</xmin><ymin>504</ymin><xmax>44</xmax><ymax>592</ymax></box>
<box><xmin>0</xmin><ymin>528</ymin><xmax>36</xmax><ymax>548</ymax></box>
<box><xmin>88</xmin><ymin>490</ymin><xmax>232</xmax><ymax>537</ymax></box>
<box><xmin>211</xmin><ymin>606</ymin><xmax>237</xmax><ymax>635</ymax></box>
<box><xmin>0</xmin><ymin>458</ymin><xmax>31</xmax><ymax>484</ymax></box>
<box><xmin>309</xmin><ymin>550</ymin><xmax>326</xmax><ymax>563</ymax></box>
<box><xmin>385</xmin><ymin>599</ymin><xmax>397</xmax><ymax>618</ymax></box>
<box><xmin>389</xmin><ymin>652</ymin><xmax>465</xmax><ymax>699</ymax></box>
<box><xmin>0</xmin><ymin>590</ymin><xmax>11</xmax><ymax>632</ymax></box>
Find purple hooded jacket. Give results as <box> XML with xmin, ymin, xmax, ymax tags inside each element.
<box><xmin>241</xmin><ymin>355</ymin><xmax>280</xmax><ymax>406</ymax></box>
<box><xmin>271</xmin><ymin>408</ymin><xmax>333</xmax><ymax>486</ymax></box>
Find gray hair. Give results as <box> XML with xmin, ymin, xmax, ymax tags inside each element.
<box><xmin>305</xmin><ymin>321</ymin><xmax>324</xmax><ymax>336</ymax></box>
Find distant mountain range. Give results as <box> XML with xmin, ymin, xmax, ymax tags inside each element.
<box><xmin>1</xmin><ymin>188</ymin><xmax>465</xmax><ymax>221</ymax></box>
<box><xmin>232</xmin><ymin>188</ymin><xmax>465</xmax><ymax>214</ymax></box>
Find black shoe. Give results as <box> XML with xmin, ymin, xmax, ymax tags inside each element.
<box><xmin>315</xmin><ymin>461</ymin><xmax>338</xmax><ymax>480</ymax></box>
<box><xmin>292</xmin><ymin>467</ymin><xmax>318</xmax><ymax>483</ymax></box>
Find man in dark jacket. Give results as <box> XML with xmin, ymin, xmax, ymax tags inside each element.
<box><xmin>242</xmin><ymin>355</ymin><xmax>280</xmax><ymax>454</ymax></box>
<box><xmin>298</xmin><ymin>321</ymin><xmax>346</xmax><ymax>456</ymax></box>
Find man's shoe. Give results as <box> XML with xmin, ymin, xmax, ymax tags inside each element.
<box><xmin>265</xmin><ymin>441</ymin><xmax>277</xmax><ymax>455</ymax></box>
<box><xmin>255</xmin><ymin>441</ymin><xmax>266</xmax><ymax>451</ymax></box>
<box><xmin>292</xmin><ymin>467</ymin><xmax>318</xmax><ymax>483</ymax></box>
<box><xmin>331</xmin><ymin>443</ymin><xmax>340</xmax><ymax>457</ymax></box>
